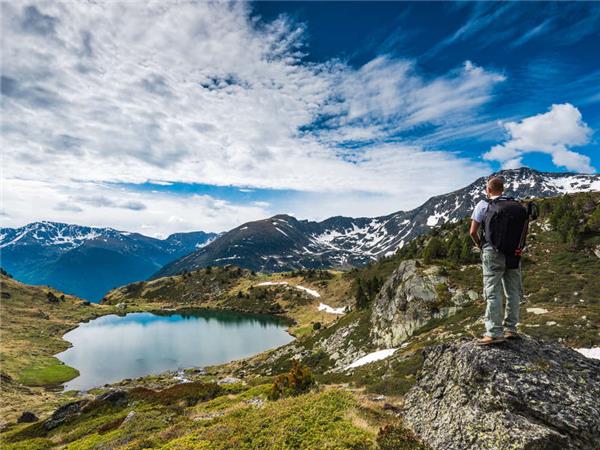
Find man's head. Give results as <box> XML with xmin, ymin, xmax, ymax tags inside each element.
<box><xmin>486</xmin><ymin>176</ymin><xmax>504</xmax><ymax>197</ymax></box>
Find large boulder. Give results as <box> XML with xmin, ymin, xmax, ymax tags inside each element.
<box><xmin>370</xmin><ymin>260</ymin><xmax>476</xmax><ymax>347</ymax></box>
<box><xmin>403</xmin><ymin>336</ymin><xmax>600</xmax><ymax>450</ymax></box>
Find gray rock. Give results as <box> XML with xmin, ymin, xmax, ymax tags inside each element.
<box><xmin>217</xmin><ymin>377</ymin><xmax>243</xmax><ymax>385</ymax></box>
<box><xmin>17</xmin><ymin>411</ymin><xmax>38</xmax><ymax>423</ymax></box>
<box><xmin>43</xmin><ymin>400</ymin><xmax>86</xmax><ymax>430</ymax></box>
<box><xmin>122</xmin><ymin>411</ymin><xmax>136</xmax><ymax>425</ymax></box>
<box><xmin>370</xmin><ymin>260</ymin><xmax>473</xmax><ymax>347</ymax></box>
<box><xmin>403</xmin><ymin>336</ymin><xmax>600</xmax><ymax>450</ymax></box>
<box><xmin>593</xmin><ymin>244</ymin><xmax>600</xmax><ymax>259</ymax></box>
<box><xmin>96</xmin><ymin>390</ymin><xmax>127</xmax><ymax>406</ymax></box>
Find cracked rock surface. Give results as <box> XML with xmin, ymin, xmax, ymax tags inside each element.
<box><xmin>403</xmin><ymin>335</ymin><xmax>600</xmax><ymax>450</ymax></box>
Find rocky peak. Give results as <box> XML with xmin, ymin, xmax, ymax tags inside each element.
<box><xmin>370</xmin><ymin>260</ymin><xmax>478</xmax><ymax>347</ymax></box>
<box><xmin>403</xmin><ymin>336</ymin><xmax>600</xmax><ymax>450</ymax></box>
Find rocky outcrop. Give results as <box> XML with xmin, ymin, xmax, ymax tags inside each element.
<box><xmin>43</xmin><ymin>400</ymin><xmax>86</xmax><ymax>430</ymax></box>
<box><xmin>403</xmin><ymin>335</ymin><xmax>600</xmax><ymax>450</ymax></box>
<box><xmin>17</xmin><ymin>412</ymin><xmax>38</xmax><ymax>423</ymax></box>
<box><xmin>43</xmin><ymin>390</ymin><xmax>128</xmax><ymax>431</ymax></box>
<box><xmin>370</xmin><ymin>260</ymin><xmax>477</xmax><ymax>347</ymax></box>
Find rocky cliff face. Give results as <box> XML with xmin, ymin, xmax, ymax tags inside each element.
<box><xmin>403</xmin><ymin>336</ymin><xmax>600</xmax><ymax>450</ymax></box>
<box><xmin>370</xmin><ymin>260</ymin><xmax>478</xmax><ymax>347</ymax></box>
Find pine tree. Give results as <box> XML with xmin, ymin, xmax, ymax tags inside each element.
<box><xmin>355</xmin><ymin>283</ymin><xmax>369</xmax><ymax>309</ymax></box>
<box><xmin>423</xmin><ymin>237</ymin><xmax>445</xmax><ymax>264</ymax></box>
<box><xmin>459</xmin><ymin>238</ymin><xmax>473</xmax><ymax>264</ymax></box>
<box><xmin>447</xmin><ymin>236</ymin><xmax>461</xmax><ymax>262</ymax></box>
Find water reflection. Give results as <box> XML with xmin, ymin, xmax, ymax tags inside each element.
<box><xmin>56</xmin><ymin>310</ymin><xmax>292</xmax><ymax>391</ymax></box>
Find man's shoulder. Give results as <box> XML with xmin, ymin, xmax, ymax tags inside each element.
<box><xmin>471</xmin><ymin>199</ymin><xmax>490</xmax><ymax>223</ymax></box>
<box><xmin>473</xmin><ymin>199</ymin><xmax>490</xmax><ymax>212</ymax></box>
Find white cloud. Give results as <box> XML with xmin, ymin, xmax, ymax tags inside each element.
<box><xmin>321</xmin><ymin>58</ymin><xmax>504</xmax><ymax>140</ymax></box>
<box><xmin>484</xmin><ymin>103</ymin><xmax>594</xmax><ymax>173</ymax></box>
<box><xmin>0</xmin><ymin>1</ymin><xmax>502</xmax><ymax>233</ymax></box>
<box><xmin>1</xmin><ymin>179</ymin><xmax>269</xmax><ymax>237</ymax></box>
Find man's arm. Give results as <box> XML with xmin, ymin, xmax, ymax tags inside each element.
<box><xmin>469</xmin><ymin>220</ymin><xmax>481</xmax><ymax>248</ymax></box>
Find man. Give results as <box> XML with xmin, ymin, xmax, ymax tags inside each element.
<box><xmin>470</xmin><ymin>177</ymin><xmax>523</xmax><ymax>345</ymax></box>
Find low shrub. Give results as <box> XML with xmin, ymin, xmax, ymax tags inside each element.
<box><xmin>268</xmin><ymin>360</ymin><xmax>315</xmax><ymax>400</ymax></box>
<box><xmin>377</xmin><ymin>424</ymin><xmax>430</xmax><ymax>450</ymax></box>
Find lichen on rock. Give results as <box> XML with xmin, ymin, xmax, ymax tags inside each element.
<box><xmin>403</xmin><ymin>335</ymin><xmax>600</xmax><ymax>450</ymax></box>
<box><xmin>370</xmin><ymin>260</ymin><xmax>475</xmax><ymax>347</ymax></box>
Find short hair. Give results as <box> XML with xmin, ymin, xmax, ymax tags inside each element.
<box><xmin>487</xmin><ymin>176</ymin><xmax>504</xmax><ymax>194</ymax></box>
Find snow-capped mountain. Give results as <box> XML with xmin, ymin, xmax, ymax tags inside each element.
<box><xmin>155</xmin><ymin>168</ymin><xmax>600</xmax><ymax>276</ymax></box>
<box><xmin>0</xmin><ymin>222</ymin><xmax>217</xmax><ymax>301</ymax></box>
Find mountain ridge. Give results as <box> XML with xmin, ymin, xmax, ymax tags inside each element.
<box><xmin>155</xmin><ymin>168</ymin><xmax>600</xmax><ymax>277</ymax></box>
<box><xmin>0</xmin><ymin>221</ymin><xmax>218</xmax><ymax>301</ymax></box>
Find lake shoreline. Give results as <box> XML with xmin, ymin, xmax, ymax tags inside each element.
<box><xmin>51</xmin><ymin>301</ymin><xmax>298</xmax><ymax>389</ymax></box>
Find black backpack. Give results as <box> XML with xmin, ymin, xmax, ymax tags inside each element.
<box><xmin>482</xmin><ymin>197</ymin><xmax>537</xmax><ymax>268</ymax></box>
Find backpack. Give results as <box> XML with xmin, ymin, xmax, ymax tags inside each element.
<box><xmin>482</xmin><ymin>197</ymin><xmax>537</xmax><ymax>269</ymax></box>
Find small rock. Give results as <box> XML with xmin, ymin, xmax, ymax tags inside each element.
<box><xmin>217</xmin><ymin>377</ymin><xmax>243</xmax><ymax>385</ymax></box>
<box><xmin>526</xmin><ymin>307</ymin><xmax>548</xmax><ymax>315</ymax></box>
<box><xmin>115</xmin><ymin>303</ymin><xmax>127</xmax><ymax>310</ymax></box>
<box><xmin>383</xmin><ymin>403</ymin><xmax>402</xmax><ymax>414</ymax></box>
<box><xmin>546</xmin><ymin>321</ymin><xmax>557</xmax><ymax>326</ymax></box>
<box><xmin>17</xmin><ymin>412</ymin><xmax>38</xmax><ymax>423</ymax></box>
<box><xmin>1</xmin><ymin>372</ymin><xmax>13</xmax><ymax>383</ymax></box>
<box><xmin>246</xmin><ymin>397</ymin><xmax>264</xmax><ymax>407</ymax></box>
<box><xmin>96</xmin><ymin>390</ymin><xmax>127</xmax><ymax>406</ymax></box>
<box><xmin>122</xmin><ymin>411</ymin><xmax>136</xmax><ymax>425</ymax></box>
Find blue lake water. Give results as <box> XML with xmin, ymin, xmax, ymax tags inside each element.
<box><xmin>56</xmin><ymin>310</ymin><xmax>293</xmax><ymax>391</ymax></box>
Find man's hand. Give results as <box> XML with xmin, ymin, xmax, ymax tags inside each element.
<box><xmin>469</xmin><ymin>220</ymin><xmax>481</xmax><ymax>248</ymax></box>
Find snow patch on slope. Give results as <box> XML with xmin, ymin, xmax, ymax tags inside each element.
<box><xmin>318</xmin><ymin>303</ymin><xmax>346</xmax><ymax>315</ymax></box>
<box><xmin>346</xmin><ymin>348</ymin><xmax>397</xmax><ymax>369</ymax></box>
<box><xmin>575</xmin><ymin>347</ymin><xmax>600</xmax><ymax>360</ymax></box>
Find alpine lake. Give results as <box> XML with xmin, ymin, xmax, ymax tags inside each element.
<box><xmin>56</xmin><ymin>309</ymin><xmax>293</xmax><ymax>391</ymax></box>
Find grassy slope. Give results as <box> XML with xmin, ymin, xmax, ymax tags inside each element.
<box><xmin>0</xmin><ymin>276</ymin><xmax>121</xmax><ymax>423</ymax></box>
<box><xmin>101</xmin><ymin>266</ymin><xmax>355</xmax><ymax>335</ymax></box>
<box><xmin>1</xmin><ymin>378</ymin><xmax>424</xmax><ymax>449</ymax></box>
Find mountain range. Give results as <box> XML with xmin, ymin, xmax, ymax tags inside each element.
<box><xmin>155</xmin><ymin>168</ymin><xmax>600</xmax><ymax>277</ymax></box>
<box><xmin>3</xmin><ymin>168</ymin><xmax>599</xmax><ymax>297</ymax></box>
<box><xmin>0</xmin><ymin>222</ymin><xmax>217</xmax><ymax>301</ymax></box>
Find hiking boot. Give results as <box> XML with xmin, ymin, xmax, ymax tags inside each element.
<box><xmin>477</xmin><ymin>336</ymin><xmax>505</xmax><ymax>346</ymax></box>
<box><xmin>504</xmin><ymin>331</ymin><xmax>520</xmax><ymax>340</ymax></box>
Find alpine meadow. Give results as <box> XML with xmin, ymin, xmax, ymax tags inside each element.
<box><xmin>1</xmin><ymin>2</ymin><xmax>600</xmax><ymax>449</ymax></box>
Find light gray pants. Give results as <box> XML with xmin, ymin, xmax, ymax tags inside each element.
<box><xmin>482</xmin><ymin>245</ymin><xmax>522</xmax><ymax>338</ymax></box>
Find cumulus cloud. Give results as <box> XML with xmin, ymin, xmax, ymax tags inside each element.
<box><xmin>484</xmin><ymin>103</ymin><xmax>594</xmax><ymax>173</ymax></box>
<box><xmin>1</xmin><ymin>1</ymin><xmax>502</xmax><ymax>233</ymax></box>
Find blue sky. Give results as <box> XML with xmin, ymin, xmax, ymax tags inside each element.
<box><xmin>2</xmin><ymin>1</ymin><xmax>599</xmax><ymax>236</ymax></box>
